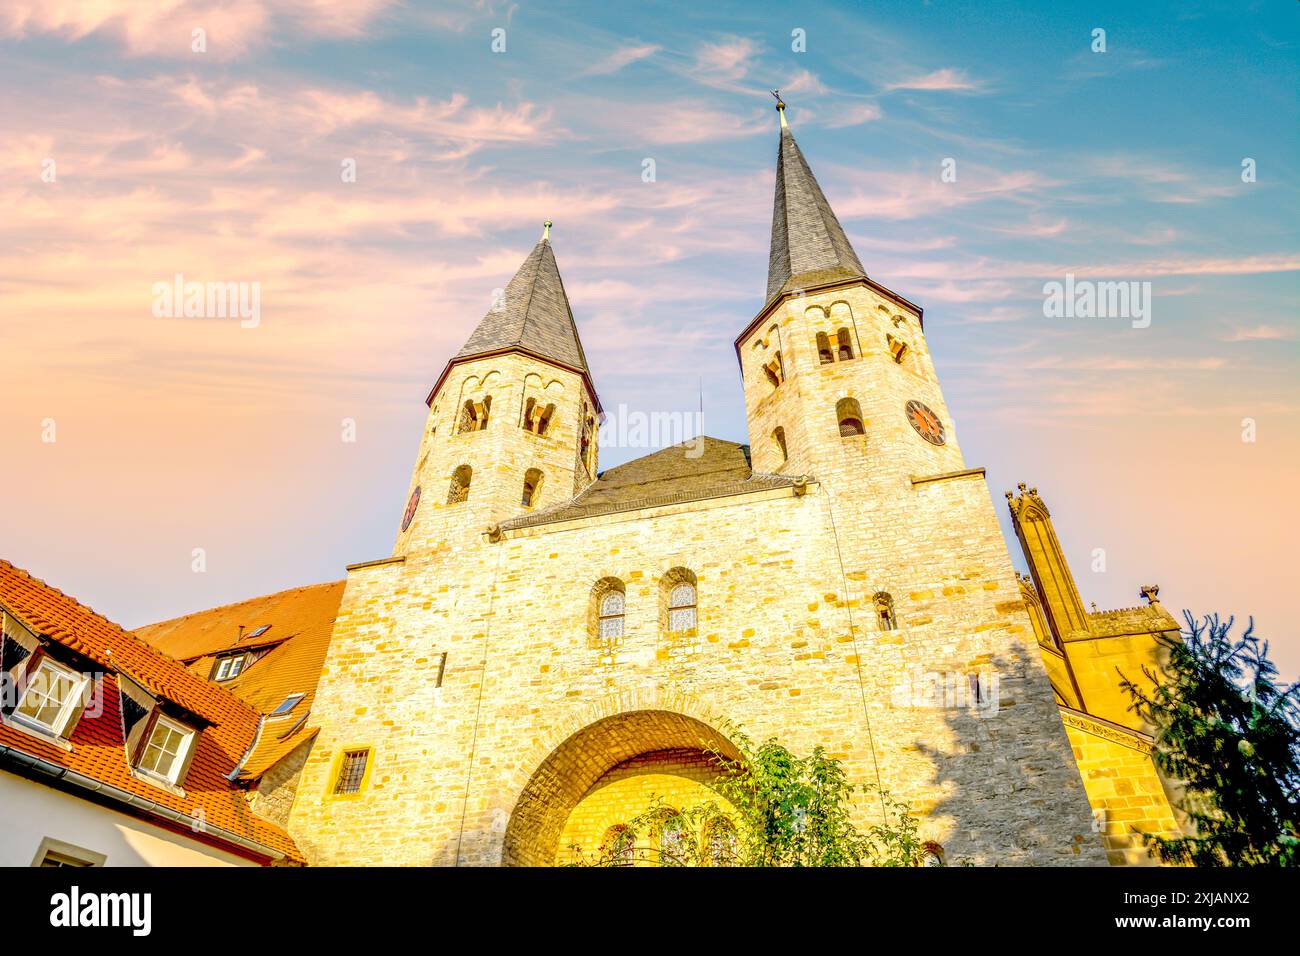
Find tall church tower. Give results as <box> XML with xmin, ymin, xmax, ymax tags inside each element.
<box><xmin>394</xmin><ymin>224</ymin><xmax>601</xmax><ymax>557</ymax></box>
<box><xmin>738</xmin><ymin>99</ymin><xmax>962</xmax><ymax>487</ymax></box>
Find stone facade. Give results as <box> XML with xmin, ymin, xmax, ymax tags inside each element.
<box><xmin>282</xmin><ymin>113</ymin><xmax>1184</xmax><ymax>867</ymax></box>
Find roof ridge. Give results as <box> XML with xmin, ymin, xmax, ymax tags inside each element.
<box><xmin>134</xmin><ymin>579</ymin><xmax>345</xmax><ymax>632</ymax></box>
<box><xmin>0</xmin><ymin>559</ymin><xmax>263</xmax><ymax>724</ymax></box>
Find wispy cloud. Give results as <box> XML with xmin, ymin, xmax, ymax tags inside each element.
<box><xmin>0</xmin><ymin>0</ymin><xmax>400</xmax><ymax>59</ymax></box>
<box><xmin>1221</xmin><ymin>324</ymin><xmax>1298</xmax><ymax>342</ymax></box>
<box><xmin>886</xmin><ymin>68</ymin><xmax>985</xmax><ymax>92</ymax></box>
<box><xmin>583</xmin><ymin>42</ymin><xmax>660</xmax><ymax>76</ymax></box>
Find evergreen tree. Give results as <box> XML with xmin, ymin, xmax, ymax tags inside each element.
<box><xmin>1122</xmin><ymin>612</ymin><xmax>1299</xmax><ymax>866</ymax></box>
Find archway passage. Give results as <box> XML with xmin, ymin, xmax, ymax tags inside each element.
<box><xmin>502</xmin><ymin>710</ymin><xmax>740</xmax><ymax>866</ymax></box>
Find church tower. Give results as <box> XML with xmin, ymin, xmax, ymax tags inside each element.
<box><xmin>737</xmin><ymin>99</ymin><xmax>963</xmax><ymax>488</ymax></box>
<box><xmin>394</xmin><ymin>224</ymin><xmax>601</xmax><ymax>557</ymax></box>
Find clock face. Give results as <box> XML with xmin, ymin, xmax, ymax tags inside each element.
<box><xmin>401</xmin><ymin>486</ymin><xmax>421</xmax><ymax>531</ymax></box>
<box><xmin>906</xmin><ymin>400</ymin><xmax>946</xmax><ymax>446</ymax></box>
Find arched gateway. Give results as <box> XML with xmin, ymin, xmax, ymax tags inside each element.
<box><xmin>502</xmin><ymin>710</ymin><xmax>740</xmax><ymax>866</ymax></box>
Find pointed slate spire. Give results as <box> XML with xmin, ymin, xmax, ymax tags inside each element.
<box><xmin>456</xmin><ymin>222</ymin><xmax>589</xmax><ymax>372</ymax></box>
<box><xmin>765</xmin><ymin>96</ymin><xmax>866</xmax><ymax>301</ymax></box>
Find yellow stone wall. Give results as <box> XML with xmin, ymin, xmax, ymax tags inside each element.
<box><xmin>556</xmin><ymin>748</ymin><xmax>735</xmax><ymax>865</ymax></box>
<box><xmin>1061</xmin><ymin>710</ymin><xmax>1182</xmax><ymax>866</ymax></box>
<box><xmin>287</xmin><ymin>281</ymin><xmax>1110</xmax><ymax>867</ymax></box>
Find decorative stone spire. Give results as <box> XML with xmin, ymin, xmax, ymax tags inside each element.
<box><xmin>765</xmin><ymin>96</ymin><xmax>866</xmax><ymax>301</ymax></box>
<box><xmin>455</xmin><ymin>226</ymin><xmax>588</xmax><ymax>373</ymax></box>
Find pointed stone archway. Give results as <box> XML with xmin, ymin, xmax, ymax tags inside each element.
<box><xmin>501</xmin><ymin>709</ymin><xmax>740</xmax><ymax>866</ymax></box>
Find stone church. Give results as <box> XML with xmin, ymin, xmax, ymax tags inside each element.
<box><xmin>133</xmin><ymin>103</ymin><xmax>1187</xmax><ymax>867</ymax></box>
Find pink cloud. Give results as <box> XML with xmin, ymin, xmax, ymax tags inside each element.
<box><xmin>886</xmin><ymin>68</ymin><xmax>984</xmax><ymax>92</ymax></box>
<box><xmin>0</xmin><ymin>0</ymin><xmax>400</xmax><ymax>59</ymax></box>
<box><xmin>1222</xmin><ymin>324</ymin><xmax>1298</xmax><ymax>342</ymax></box>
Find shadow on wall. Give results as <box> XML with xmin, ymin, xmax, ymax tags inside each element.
<box><xmin>905</xmin><ymin>637</ymin><xmax>1110</xmax><ymax>866</ymax></box>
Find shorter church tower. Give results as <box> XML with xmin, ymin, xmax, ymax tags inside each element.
<box><xmin>394</xmin><ymin>224</ymin><xmax>601</xmax><ymax>557</ymax></box>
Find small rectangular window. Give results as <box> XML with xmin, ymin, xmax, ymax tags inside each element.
<box><xmin>31</xmin><ymin>838</ymin><xmax>106</xmax><ymax>868</ymax></box>
<box><xmin>270</xmin><ymin>693</ymin><xmax>304</xmax><ymax>717</ymax></box>
<box><xmin>334</xmin><ymin>748</ymin><xmax>370</xmax><ymax>795</ymax></box>
<box><xmin>246</xmin><ymin>625</ymin><xmax>271</xmax><ymax>639</ymax></box>
<box><xmin>13</xmin><ymin>658</ymin><xmax>88</xmax><ymax>736</ymax></box>
<box><xmin>136</xmin><ymin>715</ymin><xmax>195</xmax><ymax>785</ymax></box>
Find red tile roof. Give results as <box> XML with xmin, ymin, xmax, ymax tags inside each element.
<box><xmin>134</xmin><ymin>581</ymin><xmax>344</xmax><ymax>779</ymax></box>
<box><xmin>0</xmin><ymin>559</ymin><xmax>303</xmax><ymax>863</ymax></box>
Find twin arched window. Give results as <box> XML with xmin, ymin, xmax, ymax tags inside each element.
<box><xmin>816</xmin><ymin>328</ymin><xmax>855</xmax><ymax>364</ymax></box>
<box><xmin>837</xmin><ymin>397</ymin><xmax>865</xmax><ymax>437</ymax></box>
<box><xmin>589</xmin><ymin>570</ymin><xmax>698</xmax><ymax>642</ymax></box>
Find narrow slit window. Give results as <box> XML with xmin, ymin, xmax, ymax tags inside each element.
<box><xmin>448</xmin><ymin>465</ymin><xmax>472</xmax><ymax>504</ymax></box>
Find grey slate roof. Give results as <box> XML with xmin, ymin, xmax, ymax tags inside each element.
<box><xmin>766</xmin><ymin>125</ymin><xmax>867</xmax><ymax>301</ymax></box>
<box><xmin>456</xmin><ymin>238</ymin><xmax>589</xmax><ymax>371</ymax></box>
<box><xmin>499</xmin><ymin>437</ymin><xmax>797</xmax><ymax>531</ymax></box>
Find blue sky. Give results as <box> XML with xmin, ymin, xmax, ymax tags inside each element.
<box><xmin>1</xmin><ymin>0</ymin><xmax>1297</xmax><ymax>672</ymax></box>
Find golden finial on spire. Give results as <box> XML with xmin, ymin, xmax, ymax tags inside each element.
<box><xmin>770</xmin><ymin>89</ymin><xmax>788</xmax><ymax>128</ymax></box>
<box><xmin>542</xmin><ymin>219</ymin><xmax>552</xmax><ymax>241</ymax></box>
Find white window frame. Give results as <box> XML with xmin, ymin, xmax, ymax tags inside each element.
<box><xmin>214</xmin><ymin>654</ymin><xmax>246</xmax><ymax>681</ymax></box>
<box><xmin>135</xmin><ymin>714</ymin><xmax>196</xmax><ymax>785</ymax></box>
<box><xmin>12</xmin><ymin>657</ymin><xmax>89</xmax><ymax>737</ymax></box>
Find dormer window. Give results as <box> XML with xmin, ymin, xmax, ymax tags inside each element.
<box><xmin>213</xmin><ymin>654</ymin><xmax>246</xmax><ymax>681</ymax></box>
<box><xmin>13</xmin><ymin>657</ymin><xmax>88</xmax><ymax>737</ymax></box>
<box><xmin>136</xmin><ymin>714</ymin><xmax>195</xmax><ymax>786</ymax></box>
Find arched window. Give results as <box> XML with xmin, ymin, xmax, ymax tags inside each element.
<box><xmin>589</xmin><ymin>577</ymin><xmax>626</xmax><ymax>645</ymax></box>
<box><xmin>521</xmin><ymin>468</ymin><xmax>543</xmax><ymax>508</ymax></box>
<box><xmin>763</xmin><ymin>352</ymin><xmax>783</xmax><ymax>388</ymax></box>
<box><xmin>836</xmin><ymin>328</ymin><xmax>854</xmax><ymax>361</ymax></box>
<box><xmin>662</xmin><ymin>568</ymin><xmax>698</xmax><ymax>634</ymax></box>
<box><xmin>651</xmin><ymin>809</ymin><xmax>691</xmax><ymax>866</ymax></box>
<box><xmin>816</xmin><ymin>331</ymin><xmax>834</xmax><ymax>365</ymax></box>
<box><xmin>837</xmin><ymin>397</ymin><xmax>865</xmax><ymax>437</ymax></box>
<box><xmin>598</xmin><ymin>587</ymin><xmax>625</xmax><ymax>639</ymax></box>
<box><xmin>886</xmin><ymin>333</ymin><xmax>909</xmax><ymax>365</ymax></box>
<box><xmin>580</xmin><ymin>408</ymin><xmax>596</xmax><ymax>474</ymax></box>
<box><xmin>921</xmin><ymin>841</ymin><xmax>945</xmax><ymax>867</ymax></box>
<box><xmin>523</xmin><ymin>399</ymin><xmax>555</xmax><ymax>435</ymax></box>
<box><xmin>458</xmin><ymin>396</ymin><xmax>491</xmax><ymax>433</ymax></box>
<box><xmin>703</xmin><ymin>817</ymin><xmax>737</xmax><ymax>866</ymax></box>
<box><xmin>874</xmin><ymin>591</ymin><xmax>896</xmax><ymax>631</ymax></box>
<box><xmin>602</xmin><ymin>825</ymin><xmax>635</xmax><ymax>866</ymax></box>
<box><xmin>447</xmin><ymin>465</ymin><xmax>472</xmax><ymax>504</ymax></box>
<box><xmin>773</xmin><ymin>426</ymin><xmax>788</xmax><ymax>462</ymax></box>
